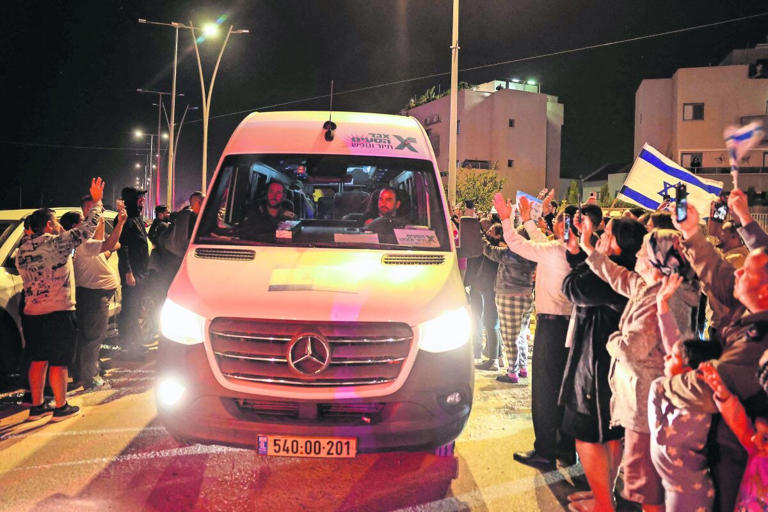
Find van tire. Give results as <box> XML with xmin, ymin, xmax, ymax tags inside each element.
<box><xmin>433</xmin><ymin>441</ymin><xmax>455</xmax><ymax>457</ymax></box>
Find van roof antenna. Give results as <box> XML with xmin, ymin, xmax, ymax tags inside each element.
<box><xmin>323</xmin><ymin>80</ymin><xmax>336</xmax><ymax>141</ymax></box>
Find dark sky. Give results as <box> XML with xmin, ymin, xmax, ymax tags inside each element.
<box><xmin>2</xmin><ymin>1</ymin><xmax>767</xmax><ymax>209</ymax></box>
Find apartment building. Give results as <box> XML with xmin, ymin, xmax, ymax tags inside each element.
<box><xmin>404</xmin><ymin>80</ymin><xmax>564</xmax><ymax>199</ymax></box>
<box><xmin>635</xmin><ymin>43</ymin><xmax>768</xmax><ymax>192</ymax></box>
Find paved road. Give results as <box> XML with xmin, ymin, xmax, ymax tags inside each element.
<box><xmin>0</xmin><ymin>358</ymin><xmax>590</xmax><ymax>512</ymax></box>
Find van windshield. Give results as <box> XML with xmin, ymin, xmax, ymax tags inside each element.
<box><xmin>196</xmin><ymin>154</ymin><xmax>451</xmax><ymax>251</ymax></box>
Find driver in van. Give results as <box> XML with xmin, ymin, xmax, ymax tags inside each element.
<box><xmin>364</xmin><ymin>187</ymin><xmax>404</xmax><ymax>225</ymax></box>
<box><xmin>242</xmin><ymin>181</ymin><xmax>296</xmax><ymax>236</ymax></box>
<box><xmin>363</xmin><ymin>187</ymin><xmax>409</xmax><ymax>244</ymax></box>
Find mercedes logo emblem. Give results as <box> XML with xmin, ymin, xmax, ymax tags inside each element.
<box><xmin>287</xmin><ymin>334</ymin><xmax>331</xmax><ymax>375</ymax></box>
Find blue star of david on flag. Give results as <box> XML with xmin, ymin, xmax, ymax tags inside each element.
<box><xmin>657</xmin><ymin>181</ymin><xmax>678</xmax><ymax>201</ymax></box>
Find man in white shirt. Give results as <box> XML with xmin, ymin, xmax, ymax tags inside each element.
<box><xmin>60</xmin><ymin>198</ymin><xmax>127</xmax><ymax>389</ymax></box>
<box><xmin>493</xmin><ymin>192</ymin><xmax>576</xmax><ymax>468</ymax></box>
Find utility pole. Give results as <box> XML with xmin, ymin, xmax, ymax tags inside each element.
<box><xmin>447</xmin><ymin>0</ymin><xmax>460</xmax><ymax>207</ymax></box>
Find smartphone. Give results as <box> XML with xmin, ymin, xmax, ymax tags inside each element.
<box><xmin>712</xmin><ymin>203</ymin><xmax>728</xmax><ymax>222</ymax></box>
<box><xmin>675</xmin><ymin>183</ymin><xmax>688</xmax><ymax>222</ymax></box>
<box><xmin>563</xmin><ymin>215</ymin><xmax>571</xmax><ymax>242</ymax></box>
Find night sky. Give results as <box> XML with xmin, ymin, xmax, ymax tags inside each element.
<box><xmin>2</xmin><ymin>1</ymin><xmax>767</xmax><ymax>210</ymax></box>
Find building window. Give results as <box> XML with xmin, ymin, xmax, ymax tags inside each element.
<box><xmin>681</xmin><ymin>152</ymin><xmax>702</xmax><ymax>170</ymax></box>
<box><xmin>682</xmin><ymin>103</ymin><xmax>704</xmax><ymax>121</ymax></box>
<box><xmin>461</xmin><ymin>159</ymin><xmax>491</xmax><ymax>170</ymax></box>
<box><xmin>507</xmin><ymin>159</ymin><xmax>514</xmax><ymax>168</ymax></box>
<box><xmin>508</xmin><ymin>119</ymin><xmax>515</xmax><ymax>127</ymax></box>
<box><xmin>457</xmin><ymin>120</ymin><xmax>461</xmax><ymax>134</ymax></box>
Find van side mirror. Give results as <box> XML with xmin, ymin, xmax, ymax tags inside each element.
<box><xmin>457</xmin><ymin>217</ymin><xmax>482</xmax><ymax>259</ymax></box>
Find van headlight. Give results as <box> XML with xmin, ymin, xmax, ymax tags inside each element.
<box><xmin>160</xmin><ymin>299</ymin><xmax>206</xmax><ymax>345</ymax></box>
<box><xmin>418</xmin><ymin>307</ymin><xmax>471</xmax><ymax>353</ymax></box>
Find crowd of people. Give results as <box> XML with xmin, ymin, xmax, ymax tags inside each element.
<box><xmin>12</xmin><ymin>172</ymin><xmax>768</xmax><ymax>509</ymax></box>
<box><xmin>16</xmin><ymin>178</ymin><xmax>203</xmax><ymax>423</ymax></box>
<box><xmin>462</xmin><ymin>188</ymin><xmax>768</xmax><ymax>511</ymax></box>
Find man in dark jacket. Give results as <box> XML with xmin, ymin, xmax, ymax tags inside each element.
<box><xmin>117</xmin><ymin>187</ymin><xmax>150</xmax><ymax>357</ymax></box>
<box><xmin>467</xmin><ymin>218</ymin><xmax>501</xmax><ymax>369</ymax></box>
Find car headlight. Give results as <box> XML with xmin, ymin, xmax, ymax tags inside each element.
<box><xmin>418</xmin><ymin>307</ymin><xmax>471</xmax><ymax>353</ymax></box>
<box><xmin>160</xmin><ymin>299</ymin><xmax>206</xmax><ymax>345</ymax></box>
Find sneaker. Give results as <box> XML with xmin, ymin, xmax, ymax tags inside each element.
<box><xmin>519</xmin><ymin>368</ymin><xmax>528</xmax><ymax>378</ymax></box>
<box><xmin>51</xmin><ymin>402</ymin><xmax>81</xmax><ymax>422</ymax></box>
<box><xmin>496</xmin><ymin>372</ymin><xmax>519</xmax><ymax>384</ymax></box>
<box><xmin>27</xmin><ymin>402</ymin><xmax>54</xmax><ymax>421</ymax></box>
<box><xmin>475</xmin><ymin>359</ymin><xmax>500</xmax><ymax>371</ymax></box>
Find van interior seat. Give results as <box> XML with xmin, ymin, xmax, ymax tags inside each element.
<box><xmin>316</xmin><ymin>196</ymin><xmax>334</xmax><ymax>219</ymax></box>
<box><xmin>333</xmin><ymin>190</ymin><xmax>370</xmax><ymax>219</ymax></box>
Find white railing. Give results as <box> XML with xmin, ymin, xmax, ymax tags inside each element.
<box><xmin>751</xmin><ymin>212</ymin><xmax>768</xmax><ymax>232</ymax></box>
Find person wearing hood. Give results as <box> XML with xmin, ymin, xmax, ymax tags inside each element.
<box><xmin>117</xmin><ymin>187</ymin><xmax>150</xmax><ymax>358</ymax></box>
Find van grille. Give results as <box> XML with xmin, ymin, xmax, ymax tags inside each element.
<box><xmin>195</xmin><ymin>248</ymin><xmax>255</xmax><ymax>261</ymax></box>
<box><xmin>209</xmin><ymin>319</ymin><xmax>413</xmax><ymax>388</ymax></box>
<box><xmin>382</xmin><ymin>254</ymin><xmax>445</xmax><ymax>265</ymax></box>
<box><xmin>233</xmin><ymin>399</ymin><xmax>386</xmax><ymax>424</ymax></box>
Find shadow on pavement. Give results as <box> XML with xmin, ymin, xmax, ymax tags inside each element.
<box><xmin>30</xmin><ymin>416</ymin><xmax>463</xmax><ymax>512</ymax></box>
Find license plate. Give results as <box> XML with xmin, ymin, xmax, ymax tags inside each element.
<box><xmin>257</xmin><ymin>435</ymin><xmax>357</xmax><ymax>458</ymax></box>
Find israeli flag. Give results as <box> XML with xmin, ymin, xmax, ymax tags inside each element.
<box><xmin>618</xmin><ymin>143</ymin><xmax>723</xmax><ymax>217</ymax></box>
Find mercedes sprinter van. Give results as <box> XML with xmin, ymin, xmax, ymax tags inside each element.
<box><xmin>156</xmin><ymin>111</ymin><xmax>474</xmax><ymax>457</ymax></box>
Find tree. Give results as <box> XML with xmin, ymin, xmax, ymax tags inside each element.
<box><xmin>598</xmin><ymin>183</ymin><xmax>611</xmax><ymax>207</ymax></box>
<box><xmin>566</xmin><ymin>180</ymin><xmax>580</xmax><ymax>204</ymax></box>
<box><xmin>456</xmin><ymin>167</ymin><xmax>505</xmax><ymax>212</ymax></box>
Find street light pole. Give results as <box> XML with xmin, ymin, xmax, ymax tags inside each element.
<box><xmin>169</xmin><ymin>23</ymin><xmax>179</xmax><ymax>210</ymax></box>
<box><xmin>190</xmin><ymin>22</ymin><xmax>248</xmax><ymax>191</ymax></box>
<box><xmin>138</xmin><ymin>17</ymin><xmax>247</xmax><ymax>197</ymax></box>
<box><xmin>447</xmin><ymin>0</ymin><xmax>460</xmax><ymax>208</ymax></box>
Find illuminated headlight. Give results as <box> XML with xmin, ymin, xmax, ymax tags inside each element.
<box><xmin>418</xmin><ymin>307</ymin><xmax>471</xmax><ymax>353</ymax></box>
<box><xmin>156</xmin><ymin>376</ymin><xmax>185</xmax><ymax>407</ymax></box>
<box><xmin>160</xmin><ymin>299</ymin><xmax>206</xmax><ymax>345</ymax></box>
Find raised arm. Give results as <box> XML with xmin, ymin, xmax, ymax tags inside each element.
<box><xmin>698</xmin><ymin>363</ymin><xmax>756</xmax><ymax>452</ymax></box>
<box><xmin>101</xmin><ymin>206</ymin><xmax>127</xmax><ymax>253</ymax></box>
<box><xmin>54</xmin><ymin>178</ymin><xmax>104</xmax><ymax>254</ymax></box>
<box><xmin>674</xmin><ymin>203</ymin><xmax>737</xmax><ymax>308</ymax></box>
<box><xmin>656</xmin><ymin>274</ymin><xmax>684</xmax><ymax>353</ymax></box>
<box><xmin>585</xmin><ymin>251</ymin><xmax>640</xmax><ymax>299</ymax></box>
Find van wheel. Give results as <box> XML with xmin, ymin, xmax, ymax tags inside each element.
<box><xmin>434</xmin><ymin>441</ymin><xmax>455</xmax><ymax>457</ymax></box>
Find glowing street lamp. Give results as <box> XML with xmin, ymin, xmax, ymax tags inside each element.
<box><xmin>138</xmin><ymin>16</ymin><xmax>248</xmax><ymax>198</ymax></box>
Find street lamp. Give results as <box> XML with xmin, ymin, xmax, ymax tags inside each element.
<box><xmin>136</xmin><ymin>88</ymin><xmax>182</xmax><ymax>208</ymax></box>
<box><xmin>138</xmin><ymin>17</ymin><xmax>248</xmax><ymax>197</ymax></box>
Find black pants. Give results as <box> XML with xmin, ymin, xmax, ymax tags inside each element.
<box><xmin>531</xmin><ymin>313</ymin><xmax>574</xmax><ymax>460</ymax></box>
<box><xmin>74</xmin><ymin>287</ymin><xmax>115</xmax><ymax>382</ymax></box>
<box><xmin>470</xmin><ymin>286</ymin><xmax>501</xmax><ymax>359</ymax></box>
<box><xmin>119</xmin><ymin>277</ymin><xmax>148</xmax><ymax>350</ymax></box>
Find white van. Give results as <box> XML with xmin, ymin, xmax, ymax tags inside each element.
<box><xmin>157</xmin><ymin>111</ymin><xmax>479</xmax><ymax>457</ymax></box>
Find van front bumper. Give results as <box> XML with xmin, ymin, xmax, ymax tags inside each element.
<box><xmin>156</xmin><ymin>339</ymin><xmax>473</xmax><ymax>453</ymax></box>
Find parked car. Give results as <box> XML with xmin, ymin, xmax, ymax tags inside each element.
<box><xmin>0</xmin><ymin>207</ymin><xmax>120</xmax><ymax>386</ymax></box>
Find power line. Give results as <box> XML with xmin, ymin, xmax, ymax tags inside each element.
<box><xmin>191</xmin><ymin>10</ymin><xmax>768</xmax><ymax>123</ymax></box>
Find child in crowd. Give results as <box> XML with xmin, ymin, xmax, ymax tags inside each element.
<box><xmin>649</xmin><ymin>273</ymin><xmax>720</xmax><ymax>512</ymax></box>
<box><xmin>699</xmin><ymin>362</ymin><xmax>768</xmax><ymax>511</ymax></box>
